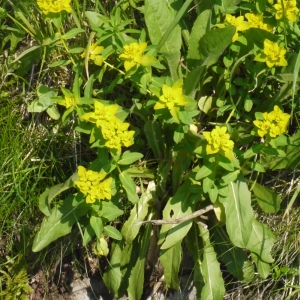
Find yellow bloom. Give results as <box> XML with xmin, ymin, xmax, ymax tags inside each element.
<box><xmin>74</xmin><ymin>166</ymin><xmax>112</xmax><ymax>203</ymax></box>
<box><xmin>253</xmin><ymin>105</ymin><xmax>290</xmax><ymax>138</ymax></box>
<box><xmin>81</xmin><ymin>43</ymin><xmax>104</xmax><ymax>66</ymax></box>
<box><xmin>100</xmin><ymin>119</ymin><xmax>135</xmax><ymax>150</ymax></box>
<box><xmin>119</xmin><ymin>42</ymin><xmax>156</xmax><ymax>71</ymax></box>
<box><xmin>36</xmin><ymin>0</ymin><xmax>72</xmax><ymax>14</ymax></box>
<box><xmin>245</xmin><ymin>13</ymin><xmax>273</xmax><ymax>32</ymax></box>
<box><xmin>203</xmin><ymin>126</ymin><xmax>234</xmax><ymax>155</ymax></box>
<box><xmin>273</xmin><ymin>0</ymin><xmax>299</xmax><ymax>22</ymax></box>
<box><xmin>94</xmin><ymin>236</ymin><xmax>109</xmax><ymax>257</ymax></box>
<box><xmin>225</xmin><ymin>14</ymin><xmax>251</xmax><ymax>42</ymax></box>
<box><xmin>254</xmin><ymin>39</ymin><xmax>287</xmax><ymax>68</ymax></box>
<box><xmin>81</xmin><ymin>101</ymin><xmax>119</xmax><ymax>125</ymax></box>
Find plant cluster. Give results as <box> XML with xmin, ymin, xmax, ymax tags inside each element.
<box><xmin>1</xmin><ymin>0</ymin><xmax>300</xmax><ymax>298</ymax></box>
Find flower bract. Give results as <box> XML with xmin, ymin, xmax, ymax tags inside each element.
<box><xmin>245</xmin><ymin>13</ymin><xmax>273</xmax><ymax>32</ymax></box>
<box><xmin>253</xmin><ymin>105</ymin><xmax>290</xmax><ymax>138</ymax></box>
<box><xmin>273</xmin><ymin>0</ymin><xmax>299</xmax><ymax>22</ymax></box>
<box><xmin>254</xmin><ymin>39</ymin><xmax>287</xmax><ymax>68</ymax></box>
<box><xmin>225</xmin><ymin>14</ymin><xmax>251</xmax><ymax>42</ymax></box>
<box><xmin>203</xmin><ymin>126</ymin><xmax>234</xmax><ymax>155</ymax></box>
<box><xmin>36</xmin><ymin>0</ymin><xmax>72</xmax><ymax>14</ymax></box>
<box><xmin>74</xmin><ymin>166</ymin><xmax>112</xmax><ymax>204</ymax></box>
<box><xmin>81</xmin><ymin>43</ymin><xmax>104</xmax><ymax>66</ymax></box>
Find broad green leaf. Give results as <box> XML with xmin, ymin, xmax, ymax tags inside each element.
<box><xmin>144</xmin><ymin>0</ymin><xmax>182</xmax><ymax>80</ymax></box>
<box><xmin>122</xmin><ymin>181</ymin><xmax>156</xmax><ymax>244</ymax></box>
<box><xmin>103</xmin><ymin>241</ymin><xmax>122</xmax><ymax>295</ymax></box>
<box><xmin>117</xmin><ymin>151</ymin><xmax>143</xmax><ymax>165</ymax></box>
<box><xmin>246</xmin><ymin>219</ymin><xmax>275</xmax><ymax>263</ymax></box>
<box><xmin>212</xmin><ymin>226</ymin><xmax>254</xmax><ymax>282</ymax></box>
<box><xmin>203</xmin><ymin>175</ymin><xmax>214</xmax><ymax>194</ymax></box>
<box><xmin>252</xmin><ymin>182</ymin><xmax>281</xmax><ymax>213</ymax></box>
<box><xmin>199</xmin><ymin>226</ymin><xmax>225</xmax><ymax>300</ymax></box>
<box><xmin>221</xmin><ymin>170</ymin><xmax>240</xmax><ymax>185</ymax></box>
<box><xmin>198</xmin><ymin>96</ymin><xmax>213</xmax><ymax>114</ymax></box>
<box><xmin>144</xmin><ymin>120</ymin><xmax>165</xmax><ymax>160</ymax></box>
<box><xmin>160</xmin><ymin>242</ymin><xmax>181</xmax><ymax>289</ymax></box>
<box><xmin>119</xmin><ymin>171</ymin><xmax>139</xmax><ymax>204</ymax></box>
<box><xmin>199</xmin><ymin>26</ymin><xmax>235</xmax><ymax>67</ymax></box>
<box><xmin>100</xmin><ymin>201</ymin><xmax>124</xmax><ymax>221</ymax></box>
<box><xmin>208</xmin><ymin>185</ymin><xmax>218</xmax><ymax>203</ymax></box>
<box><xmin>104</xmin><ymin>225</ymin><xmax>122</xmax><ymax>240</ymax></box>
<box><xmin>183</xmin><ymin>65</ymin><xmax>206</xmax><ymax>97</ymax></box>
<box><xmin>82</xmin><ymin>223</ymin><xmax>95</xmax><ymax>246</ymax></box>
<box><xmin>187</xmin><ymin>9</ymin><xmax>211</xmax><ymax>68</ymax></box>
<box><xmin>90</xmin><ymin>215</ymin><xmax>103</xmax><ymax>240</ymax></box>
<box><xmin>33</xmin><ymin>194</ymin><xmax>89</xmax><ymax>252</ymax></box>
<box><xmin>223</xmin><ymin>174</ymin><xmax>254</xmax><ymax>248</ymax></box>
<box><xmin>159</xmin><ymin>182</ymin><xmax>198</xmax><ymax>249</ymax></box>
<box><xmin>195</xmin><ymin>164</ymin><xmax>212</xmax><ymax>180</ymax></box>
<box><xmin>39</xmin><ymin>174</ymin><xmax>77</xmax><ymax>216</ymax></box>
<box><xmin>61</xmin><ymin>28</ymin><xmax>85</xmax><ymax>39</ymax></box>
<box><xmin>46</xmin><ymin>106</ymin><xmax>60</xmax><ymax>120</ymax></box>
<box><xmin>251</xmin><ymin>253</ymin><xmax>271</xmax><ymax>279</ymax></box>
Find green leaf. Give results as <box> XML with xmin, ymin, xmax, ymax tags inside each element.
<box><xmin>212</xmin><ymin>226</ymin><xmax>254</xmax><ymax>282</ymax></box>
<box><xmin>46</xmin><ymin>106</ymin><xmax>60</xmax><ymax>120</ymax></box>
<box><xmin>222</xmin><ymin>174</ymin><xmax>254</xmax><ymax>248</ymax></box>
<box><xmin>186</xmin><ymin>9</ymin><xmax>211</xmax><ymax>68</ymax></box>
<box><xmin>104</xmin><ymin>225</ymin><xmax>122</xmax><ymax>240</ymax></box>
<box><xmin>203</xmin><ymin>175</ymin><xmax>214</xmax><ymax>194</ymax></box>
<box><xmin>251</xmin><ymin>253</ymin><xmax>271</xmax><ymax>279</ymax></box>
<box><xmin>252</xmin><ymin>182</ymin><xmax>281</xmax><ymax>213</ymax></box>
<box><xmin>183</xmin><ymin>65</ymin><xmax>206</xmax><ymax>97</ymax></box>
<box><xmin>117</xmin><ymin>151</ymin><xmax>143</xmax><ymax>165</ymax></box>
<box><xmin>221</xmin><ymin>170</ymin><xmax>240</xmax><ymax>185</ymax></box>
<box><xmin>144</xmin><ymin>120</ymin><xmax>165</xmax><ymax>160</ymax></box>
<box><xmin>160</xmin><ymin>242</ymin><xmax>181</xmax><ymax>289</ymax></box>
<box><xmin>103</xmin><ymin>241</ymin><xmax>122</xmax><ymax>296</ymax></box>
<box><xmin>49</xmin><ymin>60</ymin><xmax>71</xmax><ymax>68</ymax></box>
<box><xmin>208</xmin><ymin>185</ymin><xmax>218</xmax><ymax>203</ymax></box>
<box><xmin>158</xmin><ymin>182</ymin><xmax>198</xmax><ymax>249</ymax></box>
<box><xmin>99</xmin><ymin>201</ymin><xmax>123</xmax><ymax>221</ymax></box>
<box><xmin>199</xmin><ymin>26</ymin><xmax>235</xmax><ymax>67</ymax></box>
<box><xmin>33</xmin><ymin>194</ymin><xmax>90</xmax><ymax>252</ymax></box>
<box><xmin>119</xmin><ymin>171</ymin><xmax>139</xmax><ymax>204</ymax></box>
<box><xmin>199</xmin><ymin>226</ymin><xmax>225</xmax><ymax>300</ymax></box>
<box><xmin>82</xmin><ymin>223</ymin><xmax>95</xmax><ymax>246</ymax></box>
<box><xmin>90</xmin><ymin>214</ymin><xmax>103</xmax><ymax>239</ymax></box>
<box><xmin>61</xmin><ymin>28</ymin><xmax>85</xmax><ymax>39</ymax></box>
<box><xmin>121</xmin><ymin>181</ymin><xmax>155</xmax><ymax>244</ymax></box>
<box><xmin>246</xmin><ymin>219</ymin><xmax>275</xmax><ymax>263</ymax></box>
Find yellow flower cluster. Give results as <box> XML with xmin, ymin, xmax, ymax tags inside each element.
<box><xmin>254</xmin><ymin>39</ymin><xmax>287</xmax><ymax>68</ymax></box>
<box><xmin>273</xmin><ymin>0</ymin><xmax>299</xmax><ymax>22</ymax></box>
<box><xmin>74</xmin><ymin>166</ymin><xmax>112</xmax><ymax>204</ymax></box>
<box><xmin>253</xmin><ymin>105</ymin><xmax>290</xmax><ymax>138</ymax></box>
<box><xmin>203</xmin><ymin>126</ymin><xmax>234</xmax><ymax>155</ymax></box>
<box><xmin>36</xmin><ymin>0</ymin><xmax>72</xmax><ymax>15</ymax></box>
<box><xmin>245</xmin><ymin>13</ymin><xmax>273</xmax><ymax>32</ymax></box>
<box><xmin>224</xmin><ymin>14</ymin><xmax>250</xmax><ymax>42</ymax></box>
<box><xmin>81</xmin><ymin>43</ymin><xmax>104</xmax><ymax>66</ymax></box>
<box><xmin>119</xmin><ymin>42</ymin><xmax>156</xmax><ymax>71</ymax></box>
<box><xmin>82</xmin><ymin>101</ymin><xmax>134</xmax><ymax>150</ymax></box>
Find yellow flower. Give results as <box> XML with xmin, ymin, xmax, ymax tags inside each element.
<box><xmin>245</xmin><ymin>13</ymin><xmax>273</xmax><ymax>32</ymax></box>
<box><xmin>254</xmin><ymin>39</ymin><xmax>287</xmax><ymax>68</ymax></box>
<box><xmin>273</xmin><ymin>0</ymin><xmax>299</xmax><ymax>22</ymax></box>
<box><xmin>74</xmin><ymin>166</ymin><xmax>112</xmax><ymax>203</ymax></box>
<box><xmin>81</xmin><ymin>101</ymin><xmax>119</xmax><ymax>125</ymax></box>
<box><xmin>36</xmin><ymin>0</ymin><xmax>72</xmax><ymax>14</ymax></box>
<box><xmin>203</xmin><ymin>126</ymin><xmax>234</xmax><ymax>155</ymax></box>
<box><xmin>253</xmin><ymin>105</ymin><xmax>290</xmax><ymax>138</ymax></box>
<box><xmin>225</xmin><ymin>14</ymin><xmax>251</xmax><ymax>42</ymax></box>
<box><xmin>81</xmin><ymin>43</ymin><xmax>104</xmax><ymax>66</ymax></box>
<box><xmin>119</xmin><ymin>42</ymin><xmax>156</xmax><ymax>71</ymax></box>
<box><xmin>100</xmin><ymin>119</ymin><xmax>135</xmax><ymax>150</ymax></box>
<box><xmin>94</xmin><ymin>236</ymin><xmax>109</xmax><ymax>257</ymax></box>
<box><xmin>154</xmin><ymin>79</ymin><xmax>187</xmax><ymax>122</ymax></box>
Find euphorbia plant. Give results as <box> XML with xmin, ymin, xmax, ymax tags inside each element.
<box><xmin>29</xmin><ymin>0</ymin><xmax>300</xmax><ymax>299</ymax></box>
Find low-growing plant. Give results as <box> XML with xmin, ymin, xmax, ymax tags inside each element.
<box><xmin>7</xmin><ymin>0</ymin><xmax>300</xmax><ymax>299</ymax></box>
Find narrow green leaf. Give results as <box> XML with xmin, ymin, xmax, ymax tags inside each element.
<box><xmin>90</xmin><ymin>215</ymin><xmax>103</xmax><ymax>240</ymax></box>
<box><xmin>160</xmin><ymin>242</ymin><xmax>181</xmax><ymax>289</ymax></box>
<box><xmin>144</xmin><ymin>120</ymin><xmax>165</xmax><ymax>159</ymax></box>
<box><xmin>117</xmin><ymin>151</ymin><xmax>143</xmax><ymax>165</ymax></box>
<box><xmin>195</xmin><ymin>164</ymin><xmax>212</xmax><ymax>180</ymax></box>
<box><xmin>223</xmin><ymin>174</ymin><xmax>254</xmax><ymax>248</ymax></box>
<box><xmin>103</xmin><ymin>241</ymin><xmax>122</xmax><ymax>296</ymax></box>
<box><xmin>252</xmin><ymin>182</ymin><xmax>281</xmax><ymax>213</ymax></box>
<box><xmin>121</xmin><ymin>181</ymin><xmax>155</xmax><ymax>244</ymax></box>
<box><xmin>119</xmin><ymin>171</ymin><xmax>139</xmax><ymax>204</ymax></box>
<box><xmin>199</xmin><ymin>226</ymin><xmax>225</xmax><ymax>300</ymax></box>
<box><xmin>221</xmin><ymin>170</ymin><xmax>240</xmax><ymax>185</ymax></box>
<box><xmin>61</xmin><ymin>28</ymin><xmax>85</xmax><ymax>39</ymax></box>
